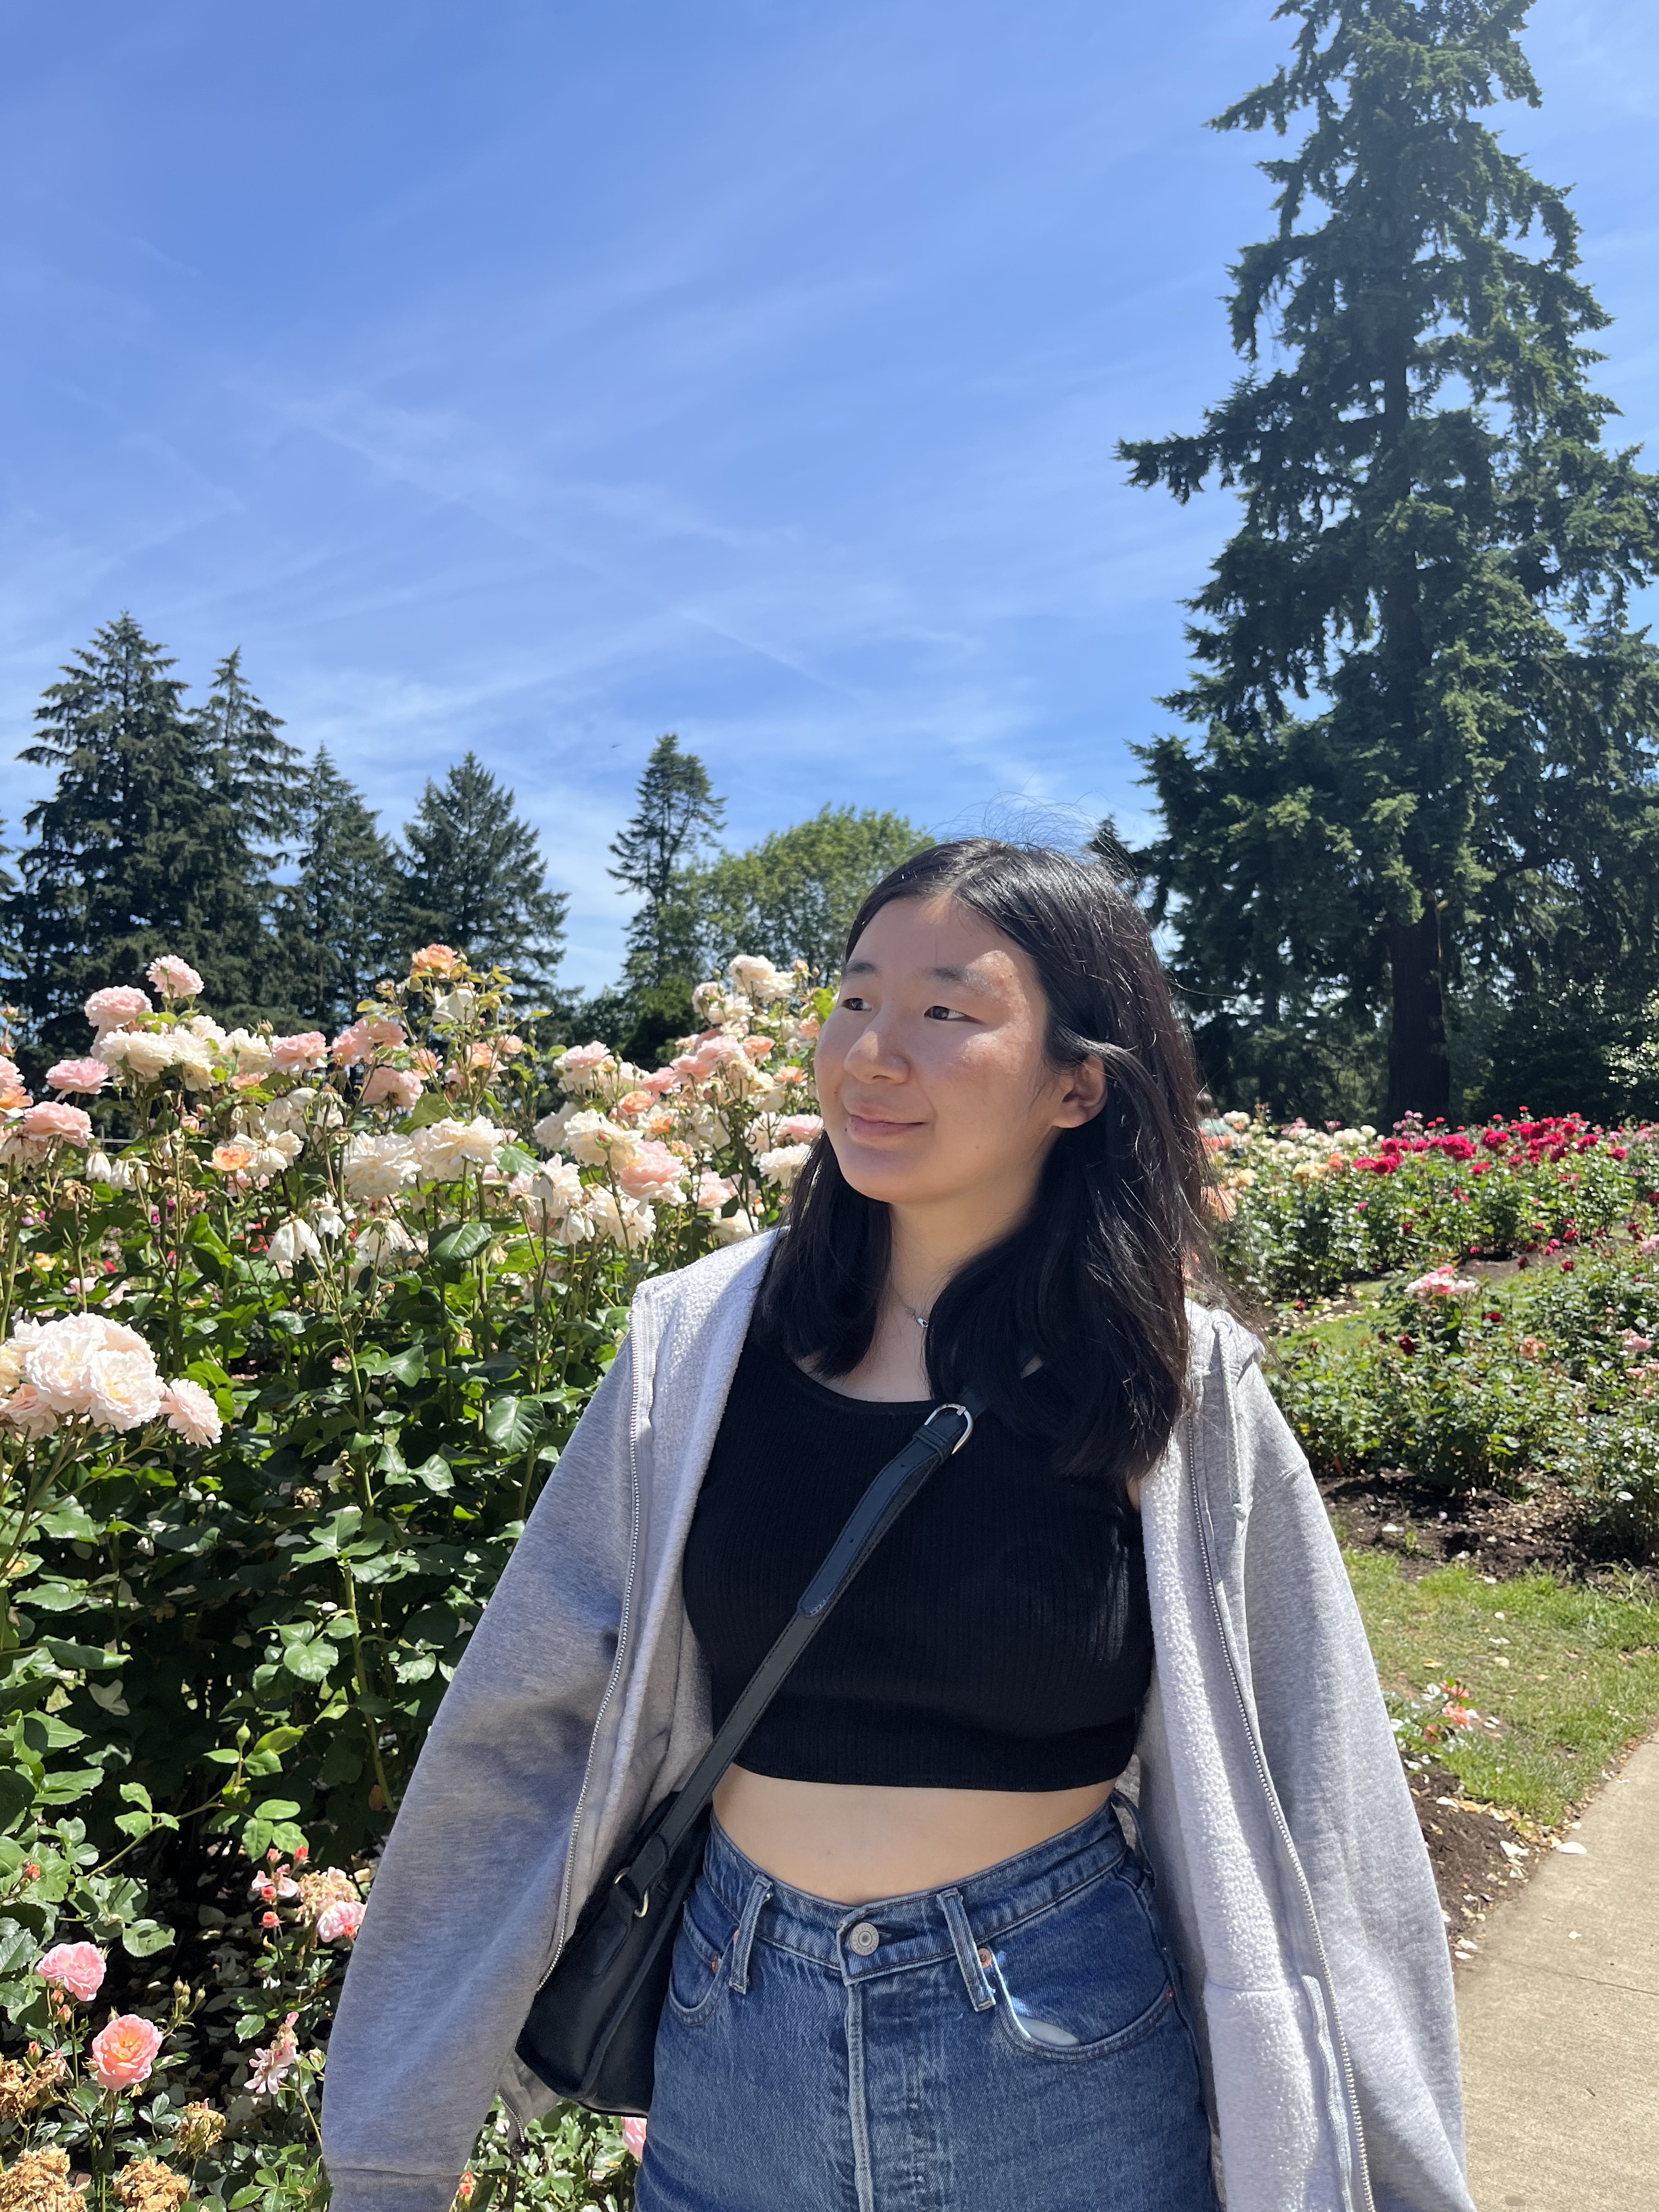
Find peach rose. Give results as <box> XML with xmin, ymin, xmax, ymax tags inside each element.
<box><xmin>84</xmin><ymin>986</ymin><xmax>152</xmax><ymax>1036</ymax></box>
<box><xmin>410</xmin><ymin>943</ymin><xmax>461</xmax><ymax>976</ymax></box>
<box><xmin>361</xmin><ymin>1066</ymin><xmax>422</xmax><ymax>1110</ymax></box>
<box><xmin>91</xmin><ymin>2012</ymin><xmax>163</xmax><ymax>2093</ymax></box>
<box><xmin>270</xmin><ymin>1032</ymin><xmax>328</xmax><ymax>1073</ymax></box>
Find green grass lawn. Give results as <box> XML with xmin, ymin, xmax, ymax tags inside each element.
<box><xmin>1346</xmin><ymin>1551</ymin><xmax>1659</xmax><ymax>1826</ymax></box>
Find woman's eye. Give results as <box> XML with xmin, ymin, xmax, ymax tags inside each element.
<box><xmin>923</xmin><ymin>1004</ymin><xmax>967</xmax><ymax>1022</ymax></box>
<box><xmin>839</xmin><ymin>995</ymin><xmax>869</xmax><ymax>1012</ymax></box>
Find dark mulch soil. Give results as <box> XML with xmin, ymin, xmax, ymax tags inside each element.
<box><xmin>1317</xmin><ymin>1466</ymin><xmax>1595</xmax><ymax>1584</ymax></box>
<box><xmin>1406</xmin><ymin>1763</ymin><xmax>1538</xmax><ymax>1962</ymax></box>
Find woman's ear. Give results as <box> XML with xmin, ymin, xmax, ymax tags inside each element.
<box><xmin>1054</xmin><ymin>1054</ymin><xmax>1108</xmax><ymax>1130</ymax></box>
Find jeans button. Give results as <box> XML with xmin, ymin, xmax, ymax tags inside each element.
<box><xmin>848</xmin><ymin>1921</ymin><xmax>880</xmax><ymax>1956</ymax></box>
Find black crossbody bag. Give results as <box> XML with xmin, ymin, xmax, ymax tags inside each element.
<box><xmin>515</xmin><ymin>1388</ymin><xmax>983</xmax><ymax>2115</ymax></box>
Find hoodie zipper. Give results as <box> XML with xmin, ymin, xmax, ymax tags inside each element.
<box><xmin>548</xmin><ymin>1324</ymin><xmax>647</xmax><ymax>1968</ymax></box>
<box><xmin>1187</xmin><ymin>1389</ymin><xmax>1376</xmax><ymax>2212</ymax></box>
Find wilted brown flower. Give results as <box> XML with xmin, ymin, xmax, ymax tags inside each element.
<box><xmin>172</xmin><ymin>2101</ymin><xmax>226</xmax><ymax>2162</ymax></box>
<box><xmin>0</xmin><ymin>2050</ymin><xmax>67</xmax><ymax>2125</ymax></box>
<box><xmin>112</xmin><ymin>2159</ymin><xmax>190</xmax><ymax>2212</ymax></box>
<box><xmin>0</xmin><ymin>2146</ymin><xmax>82</xmax><ymax>2212</ymax></box>
<box><xmin>296</xmin><ymin>1867</ymin><xmax>360</xmax><ymax>1923</ymax></box>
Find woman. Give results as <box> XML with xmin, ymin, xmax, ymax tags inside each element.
<box><xmin>322</xmin><ymin>841</ymin><xmax>1474</xmax><ymax>2212</ymax></box>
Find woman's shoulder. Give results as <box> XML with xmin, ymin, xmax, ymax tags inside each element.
<box><xmin>1183</xmin><ymin>1294</ymin><xmax>1264</xmax><ymax>1385</ymax></box>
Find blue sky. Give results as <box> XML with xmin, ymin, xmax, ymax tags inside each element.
<box><xmin>5</xmin><ymin>1</ymin><xmax>1658</xmax><ymax>989</ymax></box>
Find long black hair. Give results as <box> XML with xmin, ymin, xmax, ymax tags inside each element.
<box><xmin>754</xmin><ymin>838</ymin><xmax>1220</xmax><ymax>1499</ymax></box>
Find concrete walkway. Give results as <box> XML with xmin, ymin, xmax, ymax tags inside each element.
<box><xmin>1457</xmin><ymin>1731</ymin><xmax>1659</xmax><ymax>2209</ymax></box>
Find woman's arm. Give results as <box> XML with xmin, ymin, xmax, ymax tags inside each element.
<box><xmin>1235</xmin><ymin>1358</ymin><xmax>1475</xmax><ymax>2212</ymax></box>
<box><xmin>320</xmin><ymin>1334</ymin><xmax>639</xmax><ymax>2212</ymax></box>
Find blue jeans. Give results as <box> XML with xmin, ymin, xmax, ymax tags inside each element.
<box><xmin>637</xmin><ymin>1798</ymin><xmax>1219</xmax><ymax>2211</ymax></box>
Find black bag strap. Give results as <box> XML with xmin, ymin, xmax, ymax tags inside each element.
<box><xmin>611</xmin><ymin>1387</ymin><xmax>984</xmax><ymax>1908</ymax></box>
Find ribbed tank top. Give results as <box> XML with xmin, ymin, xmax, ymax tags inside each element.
<box><xmin>680</xmin><ymin>1332</ymin><xmax>1153</xmax><ymax>1791</ymax></box>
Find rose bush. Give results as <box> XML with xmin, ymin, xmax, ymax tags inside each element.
<box><xmin>1205</xmin><ymin>1110</ymin><xmax>1659</xmax><ymax>1304</ymax></box>
<box><xmin>0</xmin><ymin>946</ymin><xmax>821</xmax><ymax>2208</ymax></box>
<box><xmin>4</xmin><ymin>949</ymin><xmax>1654</xmax><ymax>2210</ymax></box>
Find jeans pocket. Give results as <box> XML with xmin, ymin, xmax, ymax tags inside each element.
<box><xmin>664</xmin><ymin>1894</ymin><xmax>733</xmax><ymax>2029</ymax></box>
<box><xmin>988</xmin><ymin>1865</ymin><xmax>1176</xmax><ymax>2063</ymax></box>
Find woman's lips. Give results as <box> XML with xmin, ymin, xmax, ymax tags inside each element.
<box><xmin>844</xmin><ymin>1109</ymin><xmax>924</xmax><ymax>1140</ymax></box>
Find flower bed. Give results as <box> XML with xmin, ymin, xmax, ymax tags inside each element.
<box><xmin>5</xmin><ymin>978</ymin><xmax>1656</xmax><ymax>2209</ymax></box>
<box><xmin>1206</xmin><ymin>1111</ymin><xmax>1659</xmax><ymax>1305</ymax></box>
<box><xmin>0</xmin><ymin>949</ymin><xmax>822</xmax><ymax>2208</ymax></box>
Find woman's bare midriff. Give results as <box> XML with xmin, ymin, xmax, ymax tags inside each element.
<box><xmin>710</xmin><ymin>1767</ymin><xmax>1120</xmax><ymax>1905</ymax></box>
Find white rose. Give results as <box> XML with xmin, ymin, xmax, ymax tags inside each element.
<box><xmin>188</xmin><ymin>1016</ymin><xmax>229</xmax><ymax>1047</ymax></box>
<box><xmin>86</xmin><ymin>1347</ymin><xmax>165</xmax><ymax>1431</ymax></box>
<box><xmin>708</xmin><ymin>1207</ymin><xmax>757</xmax><ymax>1245</ymax></box>
<box><xmin>0</xmin><ymin>1321</ymin><xmax>46</xmax><ymax>1392</ymax></box>
<box><xmin>172</xmin><ymin>1032</ymin><xmax>219</xmax><ymax>1088</ymax></box>
<box><xmin>410</xmin><ymin>1118</ymin><xmax>490</xmax><ymax>1182</ymax></box>
<box><xmin>430</xmin><ymin>988</ymin><xmax>477</xmax><ymax>1026</ymax></box>
<box><xmin>120</xmin><ymin>1031</ymin><xmax>181</xmax><ymax>1082</ymax></box>
<box><xmin>532</xmin><ymin>1103</ymin><xmax>575</xmax><ymax>1153</ymax></box>
<box><xmin>343</xmin><ymin>1134</ymin><xmax>419</xmax><ymax>1204</ymax></box>
<box><xmin>757</xmin><ymin>1143</ymin><xmax>812</xmax><ymax>1190</ymax></box>
<box><xmin>225</xmin><ymin>1028</ymin><xmax>275</xmax><ymax>1076</ymax></box>
<box><xmin>309</xmin><ymin>1199</ymin><xmax>346</xmax><ymax>1239</ymax></box>
<box><xmin>22</xmin><ymin>1318</ymin><xmax>160</xmax><ymax>1424</ymax></box>
<box><xmin>549</xmin><ymin>1206</ymin><xmax>596</xmax><ymax>1249</ymax></box>
<box><xmin>269</xmin><ymin>1217</ymin><xmax>324</xmax><ymax>1277</ymax></box>
<box><xmin>518</xmin><ymin>1156</ymin><xmax>583</xmax><ymax>1224</ymax></box>
<box><xmin>350</xmin><ymin>1220</ymin><xmax>422</xmax><ymax>1277</ymax></box>
<box><xmin>562</xmin><ymin>1110</ymin><xmax>636</xmax><ymax>1167</ymax></box>
<box><xmin>584</xmin><ymin>1187</ymin><xmax>655</xmax><ymax>1251</ymax></box>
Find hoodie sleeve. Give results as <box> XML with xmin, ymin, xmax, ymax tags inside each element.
<box><xmin>1234</xmin><ymin>1352</ymin><xmax>1476</xmax><ymax>2212</ymax></box>
<box><xmin>320</xmin><ymin>1329</ymin><xmax>639</xmax><ymax>2212</ymax></box>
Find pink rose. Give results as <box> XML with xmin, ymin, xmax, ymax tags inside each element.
<box><xmin>410</xmin><ymin>943</ymin><xmax>460</xmax><ymax>976</ymax></box>
<box><xmin>84</xmin><ymin>986</ymin><xmax>152</xmax><ymax>1036</ymax></box>
<box><xmin>330</xmin><ymin>1019</ymin><xmax>373</xmax><ymax>1068</ymax></box>
<box><xmin>774</xmin><ymin>1114</ymin><xmax>823</xmax><ymax>1145</ymax></box>
<box><xmin>36</xmin><ymin>1941</ymin><xmax>106</xmax><ymax>2002</ymax></box>
<box><xmin>160</xmin><ymin>1378</ymin><xmax>224</xmax><ymax>1447</ymax></box>
<box><xmin>622</xmin><ymin>2117</ymin><xmax>647</xmax><ymax>2160</ymax></box>
<box><xmin>145</xmin><ymin>956</ymin><xmax>204</xmax><ymax>1001</ymax></box>
<box><xmin>361</xmin><ymin>1066</ymin><xmax>423</xmax><ymax>1110</ymax></box>
<box><xmin>270</xmin><ymin>1032</ymin><xmax>328</xmax><ymax>1073</ymax></box>
<box><xmin>46</xmin><ymin>1058</ymin><xmax>111</xmax><ymax>1095</ymax></box>
<box><xmin>246</xmin><ymin>2011</ymin><xmax>300</xmax><ymax>2096</ymax></box>
<box><xmin>316</xmin><ymin>1898</ymin><xmax>365</xmax><ymax>1944</ymax></box>
<box><xmin>91</xmin><ymin>2012</ymin><xmax>163</xmax><ymax>2092</ymax></box>
<box><xmin>20</xmin><ymin>1102</ymin><xmax>93</xmax><ymax>1147</ymax></box>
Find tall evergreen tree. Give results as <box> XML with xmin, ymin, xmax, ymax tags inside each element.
<box><xmin>1122</xmin><ymin>0</ymin><xmax>1659</xmax><ymax>1122</ymax></box>
<box><xmin>608</xmin><ymin>735</ymin><xmax>726</xmax><ymax>989</ymax></box>
<box><xmin>274</xmin><ymin>751</ymin><xmax>399</xmax><ymax>1030</ymax></box>
<box><xmin>4</xmin><ymin>614</ymin><xmax>260</xmax><ymax>1052</ymax></box>
<box><xmin>392</xmin><ymin>752</ymin><xmax>568</xmax><ymax>996</ymax></box>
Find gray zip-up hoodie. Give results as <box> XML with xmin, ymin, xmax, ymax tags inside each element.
<box><xmin>321</xmin><ymin>1234</ymin><xmax>1474</xmax><ymax>2212</ymax></box>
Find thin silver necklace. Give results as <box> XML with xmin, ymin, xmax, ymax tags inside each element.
<box><xmin>898</xmin><ymin>1297</ymin><xmax>929</xmax><ymax>1332</ymax></box>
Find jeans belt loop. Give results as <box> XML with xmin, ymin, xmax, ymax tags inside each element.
<box><xmin>728</xmin><ymin>1872</ymin><xmax>772</xmax><ymax>1997</ymax></box>
<box><xmin>938</xmin><ymin>1887</ymin><xmax>996</xmax><ymax>2013</ymax></box>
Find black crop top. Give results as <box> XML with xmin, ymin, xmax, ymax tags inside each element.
<box><xmin>680</xmin><ymin>1333</ymin><xmax>1154</xmax><ymax>1791</ymax></box>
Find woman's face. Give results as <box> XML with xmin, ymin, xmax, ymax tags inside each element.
<box><xmin>815</xmin><ymin>894</ymin><xmax>1105</xmax><ymax>1215</ymax></box>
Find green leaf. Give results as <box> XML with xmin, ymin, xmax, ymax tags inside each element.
<box><xmin>381</xmin><ymin>1345</ymin><xmax>428</xmax><ymax>1386</ymax></box>
<box><xmin>43</xmin><ymin>1641</ymin><xmax>120</xmax><ymax>1671</ymax></box>
<box><xmin>21</xmin><ymin>1583</ymin><xmax>88</xmax><ymax>1613</ymax></box>
<box><xmin>403</xmin><ymin>1089</ymin><xmax>454</xmax><ymax>1130</ymax></box>
<box><xmin>484</xmin><ymin>1395</ymin><xmax>538</xmax><ymax>1452</ymax></box>
<box><xmin>254</xmin><ymin>1726</ymin><xmax>306</xmax><ymax>1756</ymax></box>
<box><xmin>121</xmin><ymin>1917</ymin><xmax>176</xmax><ymax>1958</ymax></box>
<box><xmin>0</xmin><ymin>1769</ymin><xmax>35</xmax><ymax>1832</ymax></box>
<box><xmin>281</xmin><ymin>1640</ymin><xmax>338</xmax><ymax>1684</ymax></box>
<box><xmin>431</xmin><ymin>1221</ymin><xmax>493</xmax><ymax>1269</ymax></box>
<box><xmin>37</xmin><ymin>1503</ymin><xmax>98</xmax><ymax>1542</ymax></box>
<box><xmin>409</xmin><ymin>1454</ymin><xmax>454</xmax><ymax>1496</ymax></box>
<box><xmin>494</xmin><ymin>1142</ymin><xmax>537</xmax><ymax>1177</ymax></box>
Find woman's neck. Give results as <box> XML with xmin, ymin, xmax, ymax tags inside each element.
<box><xmin>884</xmin><ymin>1176</ymin><xmax>1039</xmax><ymax>1325</ymax></box>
